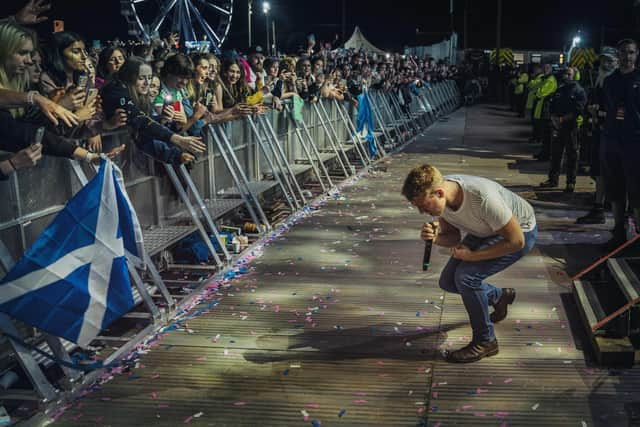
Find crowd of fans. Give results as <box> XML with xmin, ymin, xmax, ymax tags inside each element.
<box><xmin>0</xmin><ymin>0</ymin><xmax>459</xmax><ymax>182</ymax></box>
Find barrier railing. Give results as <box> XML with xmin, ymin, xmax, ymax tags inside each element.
<box><xmin>0</xmin><ymin>81</ymin><xmax>460</xmax><ymax>407</ymax></box>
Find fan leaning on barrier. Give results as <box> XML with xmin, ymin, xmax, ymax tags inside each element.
<box><xmin>120</xmin><ymin>0</ymin><xmax>234</xmax><ymax>54</ymax></box>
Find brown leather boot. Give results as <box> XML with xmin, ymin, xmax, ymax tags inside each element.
<box><xmin>445</xmin><ymin>340</ymin><xmax>499</xmax><ymax>363</ymax></box>
<box><xmin>490</xmin><ymin>288</ymin><xmax>516</xmax><ymax>323</ymax></box>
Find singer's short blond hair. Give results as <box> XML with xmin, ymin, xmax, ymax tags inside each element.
<box><xmin>401</xmin><ymin>164</ymin><xmax>444</xmax><ymax>201</ymax></box>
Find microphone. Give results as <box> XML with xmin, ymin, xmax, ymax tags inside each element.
<box><xmin>422</xmin><ymin>221</ymin><xmax>437</xmax><ymax>272</ymax></box>
<box><xmin>423</xmin><ymin>239</ymin><xmax>433</xmax><ymax>271</ymax></box>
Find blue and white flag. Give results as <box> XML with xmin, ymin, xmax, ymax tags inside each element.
<box><xmin>356</xmin><ymin>89</ymin><xmax>377</xmax><ymax>158</ymax></box>
<box><xmin>0</xmin><ymin>159</ymin><xmax>145</xmax><ymax>347</ymax></box>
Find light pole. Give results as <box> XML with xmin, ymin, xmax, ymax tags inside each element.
<box><xmin>248</xmin><ymin>0</ymin><xmax>253</xmax><ymax>47</ymax></box>
<box><xmin>567</xmin><ymin>33</ymin><xmax>582</xmax><ymax>65</ymax></box>
<box><xmin>263</xmin><ymin>2</ymin><xmax>271</xmax><ymax>55</ymax></box>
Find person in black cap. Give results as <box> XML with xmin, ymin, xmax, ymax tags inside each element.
<box><xmin>246</xmin><ymin>45</ymin><xmax>265</xmax><ymax>92</ymax></box>
<box><xmin>576</xmin><ymin>47</ymin><xmax>619</xmax><ymax>224</ymax></box>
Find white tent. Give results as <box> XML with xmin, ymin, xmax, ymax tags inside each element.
<box><xmin>343</xmin><ymin>26</ymin><xmax>386</xmax><ymax>55</ymax></box>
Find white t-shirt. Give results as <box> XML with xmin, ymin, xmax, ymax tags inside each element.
<box><xmin>441</xmin><ymin>175</ymin><xmax>536</xmax><ymax>237</ymax></box>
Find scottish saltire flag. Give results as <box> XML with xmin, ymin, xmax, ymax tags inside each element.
<box><xmin>356</xmin><ymin>90</ymin><xmax>377</xmax><ymax>157</ymax></box>
<box><xmin>0</xmin><ymin>159</ymin><xmax>145</xmax><ymax>347</ymax></box>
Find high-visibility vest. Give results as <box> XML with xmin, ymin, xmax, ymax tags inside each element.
<box><xmin>533</xmin><ymin>75</ymin><xmax>558</xmax><ymax>120</ymax></box>
<box><xmin>526</xmin><ymin>73</ymin><xmax>544</xmax><ymax>110</ymax></box>
<box><xmin>514</xmin><ymin>72</ymin><xmax>529</xmax><ymax>95</ymax></box>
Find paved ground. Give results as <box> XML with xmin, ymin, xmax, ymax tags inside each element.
<box><xmin>43</xmin><ymin>104</ymin><xmax>640</xmax><ymax>427</ymax></box>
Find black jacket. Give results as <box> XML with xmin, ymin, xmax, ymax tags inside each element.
<box><xmin>0</xmin><ymin>109</ymin><xmax>78</xmax><ymax>180</ymax></box>
<box><xmin>550</xmin><ymin>80</ymin><xmax>587</xmax><ymax>128</ymax></box>
<box><xmin>602</xmin><ymin>69</ymin><xmax>640</xmax><ymax>139</ymax></box>
<box><xmin>101</xmin><ymin>80</ymin><xmax>174</xmax><ymax>143</ymax></box>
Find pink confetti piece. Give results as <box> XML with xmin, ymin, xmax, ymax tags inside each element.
<box><xmin>494</xmin><ymin>411</ymin><xmax>509</xmax><ymax>418</ymax></box>
<box><xmin>434</xmin><ymin>423</ymin><xmax>442</xmax><ymax>427</ymax></box>
<box><xmin>306</xmin><ymin>403</ymin><xmax>320</xmax><ymax>408</ymax></box>
<box><xmin>353</xmin><ymin>399</ymin><xmax>368</xmax><ymax>404</ymax></box>
<box><xmin>432</xmin><ymin>392</ymin><xmax>438</xmax><ymax>399</ymax></box>
<box><xmin>417</xmin><ymin>407</ymin><xmax>425</xmax><ymax>415</ymax></box>
<box><xmin>233</xmin><ymin>401</ymin><xmax>247</xmax><ymax>406</ymax></box>
<box><xmin>462</xmin><ymin>405</ymin><xmax>473</xmax><ymax>410</ymax></box>
<box><xmin>474</xmin><ymin>412</ymin><xmax>486</xmax><ymax>417</ymax></box>
<box><xmin>71</xmin><ymin>414</ymin><xmax>83</xmax><ymax>421</ymax></box>
<box><xmin>503</xmin><ymin>378</ymin><xmax>513</xmax><ymax>384</ymax></box>
<box><xmin>151</xmin><ymin>373</ymin><xmax>160</xmax><ymax>379</ymax></box>
<box><xmin>376</xmin><ymin>361</ymin><xmax>385</xmax><ymax>365</ymax></box>
<box><xmin>150</xmin><ymin>392</ymin><xmax>158</xmax><ymax>399</ymax></box>
<box><xmin>184</xmin><ymin>416</ymin><xmax>193</xmax><ymax>423</ymax></box>
<box><xmin>195</xmin><ymin>356</ymin><xmax>207</xmax><ymax>361</ymax></box>
<box><xmin>158</xmin><ymin>404</ymin><xmax>170</xmax><ymax>409</ymax></box>
<box><xmin>476</xmin><ymin>388</ymin><xmax>489</xmax><ymax>394</ymax></box>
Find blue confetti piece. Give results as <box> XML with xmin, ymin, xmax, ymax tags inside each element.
<box><xmin>416</xmin><ymin>312</ymin><xmax>421</xmax><ymax>317</ymax></box>
<box><xmin>239</xmin><ymin>266</ymin><xmax>248</xmax><ymax>273</ymax></box>
<box><xmin>338</xmin><ymin>409</ymin><xmax>346</xmax><ymax>417</ymax></box>
<box><xmin>430</xmin><ymin>405</ymin><xmax>438</xmax><ymax>412</ymax></box>
<box><xmin>283</xmin><ymin>369</ymin><xmax>289</xmax><ymax>376</ymax></box>
<box><xmin>334</xmin><ymin>325</ymin><xmax>342</xmax><ymax>331</ymax></box>
<box><xmin>311</xmin><ymin>421</ymin><xmax>321</xmax><ymax>427</ymax></box>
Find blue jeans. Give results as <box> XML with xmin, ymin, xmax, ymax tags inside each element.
<box><xmin>439</xmin><ymin>226</ymin><xmax>537</xmax><ymax>343</ymax></box>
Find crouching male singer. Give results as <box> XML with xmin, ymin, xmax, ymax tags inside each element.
<box><xmin>402</xmin><ymin>165</ymin><xmax>537</xmax><ymax>362</ymax></box>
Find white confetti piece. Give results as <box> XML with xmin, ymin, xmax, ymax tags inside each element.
<box><xmin>532</xmin><ymin>403</ymin><xmax>539</xmax><ymax>411</ymax></box>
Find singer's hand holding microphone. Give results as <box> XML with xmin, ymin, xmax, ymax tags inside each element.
<box><xmin>421</xmin><ymin>221</ymin><xmax>438</xmax><ymax>271</ymax></box>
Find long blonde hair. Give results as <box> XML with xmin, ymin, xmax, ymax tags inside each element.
<box><xmin>0</xmin><ymin>21</ymin><xmax>32</xmax><ymax>93</ymax></box>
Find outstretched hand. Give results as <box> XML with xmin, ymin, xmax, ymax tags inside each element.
<box><xmin>34</xmin><ymin>94</ymin><xmax>79</xmax><ymax>127</ymax></box>
<box><xmin>15</xmin><ymin>0</ymin><xmax>51</xmax><ymax>25</ymax></box>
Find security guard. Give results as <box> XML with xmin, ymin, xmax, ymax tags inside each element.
<box><xmin>533</xmin><ymin>64</ymin><xmax>558</xmax><ymax>160</ymax></box>
<box><xmin>526</xmin><ymin>65</ymin><xmax>544</xmax><ymax>142</ymax></box>
<box><xmin>539</xmin><ymin>67</ymin><xmax>587</xmax><ymax>192</ymax></box>
<box><xmin>600</xmin><ymin>39</ymin><xmax>640</xmax><ymax>248</ymax></box>
<box><xmin>514</xmin><ymin>65</ymin><xmax>529</xmax><ymax>117</ymax></box>
<box><xmin>576</xmin><ymin>47</ymin><xmax>619</xmax><ymax>224</ymax></box>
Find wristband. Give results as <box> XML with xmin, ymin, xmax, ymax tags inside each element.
<box><xmin>27</xmin><ymin>91</ymin><xmax>37</xmax><ymax>106</ymax></box>
<box><xmin>83</xmin><ymin>152</ymin><xmax>99</xmax><ymax>163</ymax></box>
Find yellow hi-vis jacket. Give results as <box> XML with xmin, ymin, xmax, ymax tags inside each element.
<box><xmin>514</xmin><ymin>72</ymin><xmax>529</xmax><ymax>95</ymax></box>
<box><xmin>525</xmin><ymin>73</ymin><xmax>544</xmax><ymax>110</ymax></box>
<box><xmin>533</xmin><ymin>74</ymin><xmax>558</xmax><ymax>120</ymax></box>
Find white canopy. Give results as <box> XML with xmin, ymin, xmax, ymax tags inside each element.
<box><xmin>343</xmin><ymin>26</ymin><xmax>386</xmax><ymax>55</ymax></box>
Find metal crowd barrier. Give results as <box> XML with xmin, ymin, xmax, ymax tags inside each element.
<box><xmin>0</xmin><ymin>81</ymin><xmax>460</xmax><ymax>406</ymax></box>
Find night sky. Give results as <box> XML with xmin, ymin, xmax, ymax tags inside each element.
<box><xmin>1</xmin><ymin>0</ymin><xmax>637</xmax><ymax>53</ymax></box>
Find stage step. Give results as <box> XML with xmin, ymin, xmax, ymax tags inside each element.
<box><xmin>573</xmin><ymin>256</ymin><xmax>640</xmax><ymax>366</ymax></box>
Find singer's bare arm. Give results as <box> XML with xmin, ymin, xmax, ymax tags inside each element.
<box><xmin>455</xmin><ymin>216</ymin><xmax>525</xmax><ymax>262</ymax></box>
<box><xmin>434</xmin><ymin>217</ymin><xmax>461</xmax><ymax>248</ymax></box>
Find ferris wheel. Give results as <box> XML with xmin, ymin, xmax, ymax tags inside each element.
<box><xmin>120</xmin><ymin>0</ymin><xmax>234</xmax><ymax>53</ymax></box>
